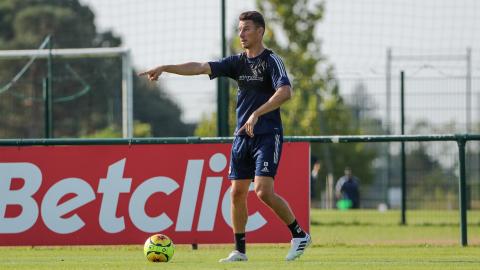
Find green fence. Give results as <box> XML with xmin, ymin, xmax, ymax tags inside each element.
<box><xmin>1</xmin><ymin>134</ymin><xmax>478</xmax><ymax>246</ymax></box>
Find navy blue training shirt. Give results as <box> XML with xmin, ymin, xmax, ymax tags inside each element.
<box><xmin>208</xmin><ymin>49</ymin><xmax>291</xmax><ymax>135</ymax></box>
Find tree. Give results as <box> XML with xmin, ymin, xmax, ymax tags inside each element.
<box><xmin>405</xmin><ymin>144</ymin><xmax>457</xmax><ymax>209</ymax></box>
<box><xmin>0</xmin><ymin>0</ymin><xmax>192</xmax><ymax>138</ymax></box>
<box><xmin>195</xmin><ymin>0</ymin><xmax>376</xmax><ymax>198</ymax></box>
<box><xmin>346</xmin><ymin>82</ymin><xmax>383</xmax><ymax>132</ymax></box>
<box><xmin>399</xmin><ymin>121</ymin><xmax>457</xmax><ymax>209</ymax></box>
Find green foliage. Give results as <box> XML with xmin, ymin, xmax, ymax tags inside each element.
<box><xmin>256</xmin><ymin>1</ymin><xmax>377</xmax><ymax>190</ymax></box>
<box><xmin>83</xmin><ymin>125</ymin><xmax>121</xmax><ymax>138</ymax></box>
<box><xmin>257</xmin><ymin>0</ymin><xmax>323</xmax><ymax>134</ymax></box>
<box><xmin>384</xmin><ymin>121</ymin><xmax>459</xmax><ymax>209</ymax></box>
<box><xmin>133</xmin><ymin>75</ymin><xmax>194</xmax><ymax>137</ymax></box>
<box><xmin>83</xmin><ymin>121</ymin><xmax>152</xmax><ymax>138</ymax></box>
<box><xmin>0</xmin><ymin>0</ymin><xmax>192</xmax><ymax>138</ymax></box>
<box><xmin>193</xmin><ymin>84</ymin><xmax>238</xmax><ymax>136</ymax></box>
<box><xmin>406</xmin><ymin>144</ymin><xmax>457</xmax><ymax>209</ymax></box>
<box><xmin>194</xmin><ymin>112</ymin><xmax>217</xmax><ymax>137</ymax></box>
<box><xmin>0</xmin><ymin>0</ymin><xmax>97</xmax><ymax>49</ymax></box>
<box><xmin>132</xmin><ymin>121</ymin><xmax>152</xmax><ymax>138</ymax></box>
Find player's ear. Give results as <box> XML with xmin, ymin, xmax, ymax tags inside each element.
<box><xmin>254</xmin><ymin>25</ymin><xmax>263</xmax><ymax>36</ymax></box>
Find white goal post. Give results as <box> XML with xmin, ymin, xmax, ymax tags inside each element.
<box><xmin>0</xmin><ymin>47</ymin><xmax>134</xmax><ymax>138</ymax></box>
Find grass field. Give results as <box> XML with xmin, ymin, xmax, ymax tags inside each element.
<box><xmin>1</xmin><ymin>209</ymin><xmax>480</xmax><ymax>270</ymax></box>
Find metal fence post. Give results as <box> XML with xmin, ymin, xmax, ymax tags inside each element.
<box><xmin>43</xmin><ymin>77</ymin><xmax>50</xmax><ymax>138</ymax></box>
<box><xmin>217</xmin><ymin>0</ymin><xmax>229</xmax><ymax>136</ymax></box>
<box><xmin>457</xmin><ymin>136</ymin><xmax>468</xmax><ymax>246</ymax></box>
<box><xmin>400</xmin><ymin>71</ymin><xmax>406</xmax><ymax>225</ymax></box>
<box><xmin>121</xmin><ymin>49</ymin><xmax>133</xmax><ymax>138</ymax></box>
<box><xmin>46</xmin><ymin>35</ymin><xmax>53</xmax><ymax>138</ymax></box>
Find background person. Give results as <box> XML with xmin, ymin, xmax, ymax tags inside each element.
<box><xmin>335</xmin><ymin>167</ymin><xmax>360</xmax><ymax>209</ymax></box>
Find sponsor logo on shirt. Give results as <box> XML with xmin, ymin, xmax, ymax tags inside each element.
<box><xmin>261</xmin><ymin>162</ymin><xmax>269</xmax><ymax>173</ymax></box>
<box><xmin>238</xmin><ymin>75</ymin><xmax>264</xmax><ymax>82</ymax></box>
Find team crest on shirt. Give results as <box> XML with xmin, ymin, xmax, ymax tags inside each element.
<box><xmin>251</xmin><ymin>64</ymin><xmax>260</xmax><ymax>77</ymax></box>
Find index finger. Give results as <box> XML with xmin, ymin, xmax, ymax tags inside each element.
<box><xmin>138</xmin><ymin>71</ymin><xmax>149</xmax><ymax>76</ymax></box>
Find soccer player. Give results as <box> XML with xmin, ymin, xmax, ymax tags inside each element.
<box><xmin>139</xmin><ymin>10</ymin><xmax>311</xmax><ymax>262</ymax></box>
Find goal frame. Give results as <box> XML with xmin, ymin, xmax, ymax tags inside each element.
<box><xmin>0</xmin><ymin>47</ymin><xmax>134</xmax><ymax>138</ymax></box>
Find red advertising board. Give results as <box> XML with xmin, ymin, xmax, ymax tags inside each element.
<box><xmin>0</xmin><ymin>142</ymin><xmax>309</xmax><ymax>246</ymax></box>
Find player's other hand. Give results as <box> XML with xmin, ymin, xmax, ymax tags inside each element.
<box><xmin>138</xmin><ymin>66</ymin><xmax>163</xmax><ymax>81</ymax></box>
<box><xmin>236</xmin><ymin>112</ymin><xmax>258</xmax><ymax>137</ymax></box>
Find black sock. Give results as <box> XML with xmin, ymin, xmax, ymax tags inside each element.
<box><xmin>288</xmin><ymin>219</ymin><xmax>306</xmax><ymax>238</ymax></box>
<box><xmin>234</xmin><ymin>233</ymin><xmax>246</xmax><ymax>254</ymax></box>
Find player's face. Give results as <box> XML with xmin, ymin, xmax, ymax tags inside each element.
<box><xmin>238</xmin><ymin>20</ymin><xmax>263</xmax><ymax>49</ymax></box>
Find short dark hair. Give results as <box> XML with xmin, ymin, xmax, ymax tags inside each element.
<box><xmin>239</xmin><ymin>11</ymin><xmax>265</xmax><ymax>30</ymax></box>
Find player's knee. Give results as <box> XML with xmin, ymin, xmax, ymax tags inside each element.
<box><xmin>230</xmin><ymin>188</ymin><xmax>248</xmax><ymax>203</ymax></box>
<box><xmin>255</xmin><ymin>189</ymin><xmax>273</xmax><ymax>204</ymax></box>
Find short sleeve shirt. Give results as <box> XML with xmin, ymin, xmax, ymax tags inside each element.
<box><xmin>208</xmin><ymin>49</ymin><xmax>291</xmax><ymax>135</ymax></box>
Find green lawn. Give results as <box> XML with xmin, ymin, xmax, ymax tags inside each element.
<box><xmin>1</xmin><ymin>209</ymin><xmax>479</xmax><ymax>270</ymax></box>
<box><xmin>311</xmin><ymin>209</ymin><xmax>480</xmax><ymax>245</ymax></box>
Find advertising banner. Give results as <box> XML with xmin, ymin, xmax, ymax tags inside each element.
<box><xmin>0</xmin><ymin>142</ymin><xmax>309</xmax><ymax>245</ymax></box>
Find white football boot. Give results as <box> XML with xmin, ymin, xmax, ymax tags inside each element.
<box><xmin>286</xmin><ymin>233</ymin><xmax>311</xmax><ymax>261</ymax></box>
<box><xmin>219</xmin><ymin>250</ymin><xmax>248</xmax><ymax>262</ymax></box>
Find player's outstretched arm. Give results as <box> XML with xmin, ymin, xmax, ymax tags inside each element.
<box><xmin>138</xmin><ymin>62</ymin><xmax>211</xmax><ymax>81</ymax></box>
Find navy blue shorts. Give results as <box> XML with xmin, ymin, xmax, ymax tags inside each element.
<box><xmin>228</xmin><ymin>131</ymin><xmax>283</xmax><ymax>180</ymax></box>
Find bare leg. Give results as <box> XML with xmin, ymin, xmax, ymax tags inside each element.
<box><xmin>253</xmin><ymin>176</ymin><xmax>311</xmax><ymax>261</ymax></box>
<box><xmin>254</xmin><ymin>176</ymin><xmax>295</xmax><ymax>225</ymax></box>
<box><xmin>230</xmin><ymin>180</ymin><xmax>251</xmax><ymax>233</ymax></box>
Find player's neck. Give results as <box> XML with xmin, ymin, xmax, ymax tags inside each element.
<box><xmin>245</xmin><ymin>44</ymin><xmax>265</xmax><ymax>58</ymax></box>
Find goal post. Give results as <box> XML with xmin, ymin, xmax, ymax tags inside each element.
<box><xmin>0</xmin><ymin>47</ymin><xmax>134</xmax><ymax>138</ymax></box>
